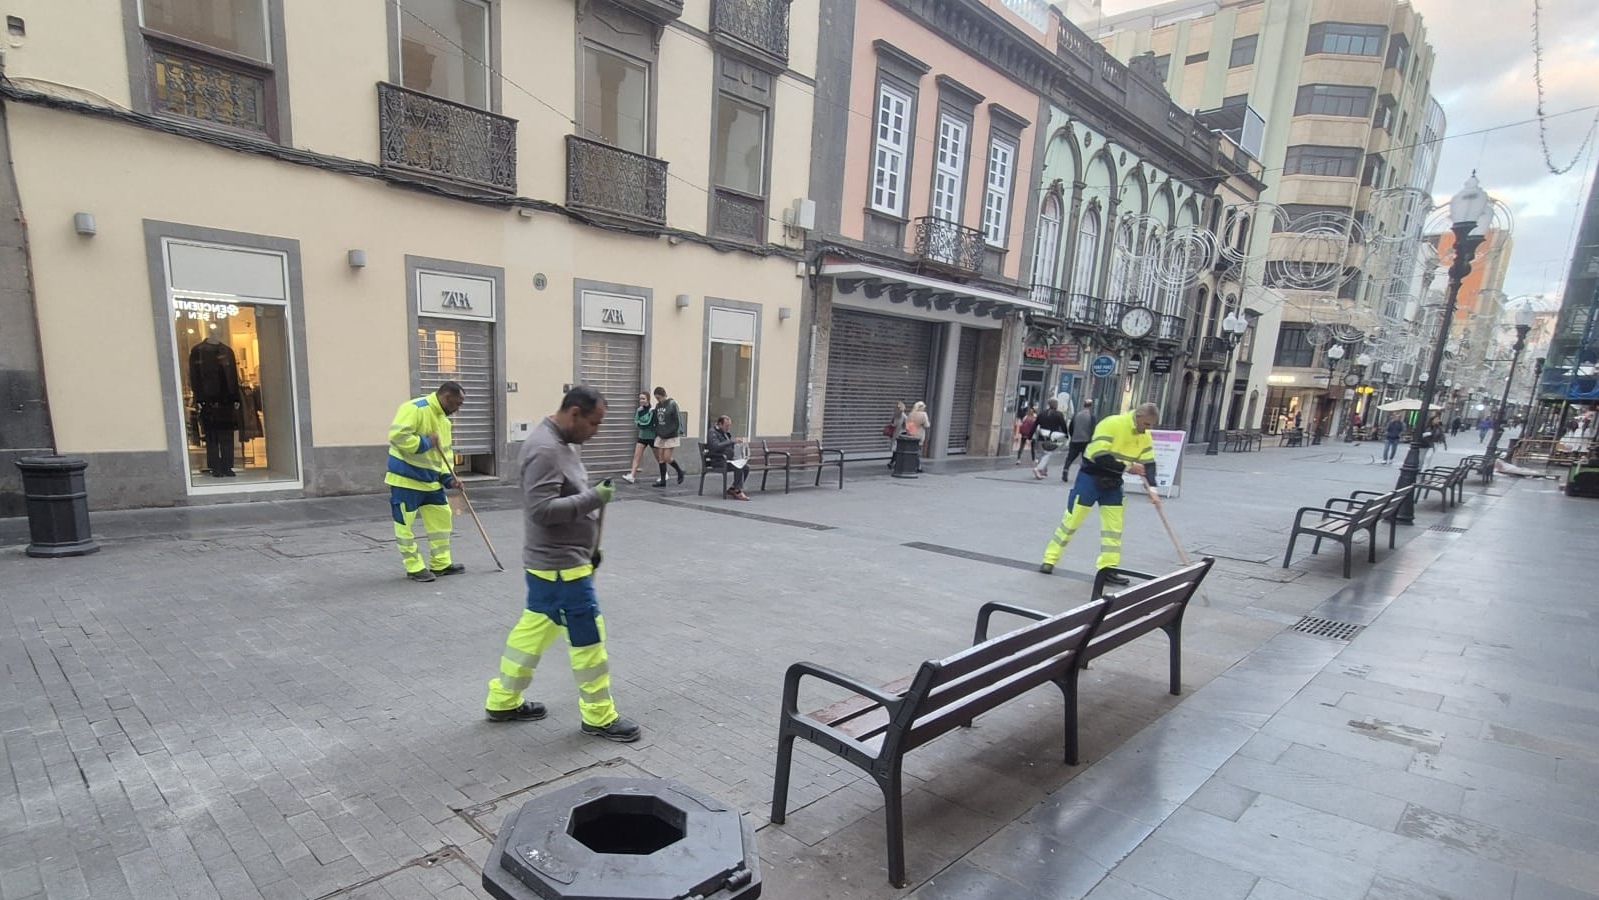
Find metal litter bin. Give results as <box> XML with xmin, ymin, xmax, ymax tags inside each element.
<box><xmin>14</xmin><ymin>456</ymin><xmax>99</xmax><ymax>558</ymax></box>
<box><xmin>483</xmin><ymin>775</ymin><xmax>760</xmax><ymax>900</ymax></box>
<box><xmin>891</xmin><ymin>435</ymin><xmax>921</xmax><ymax>478</ymax></box>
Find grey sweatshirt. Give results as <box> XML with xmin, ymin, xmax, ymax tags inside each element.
<box><xmin>521</xmin><ymin>417</ymin><xmax>604</xmax><ymax>571</ymax></box>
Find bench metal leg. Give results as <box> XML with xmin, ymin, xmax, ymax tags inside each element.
<box><xmin>814</xmin><ymin>467</ymin><xmax>822</xmax><ymax>488</ymax></box>
<box><xmin>1311</xmin><ymin>535</ymin><xmax>1323</xmax><ymax>555</ymax></box>
<box><xmin>1367</xmin><ymin>527</ymin><xmax>1378</xmax><ymax>563</ymax></box>
<box><xmin>837</xmin><ymin>462</ymin><xmax>845</xmax><ymax>489</ymax></box>
<box><xmin>784</xmin><ymin>468</ymin><xmax>792</xmax><ymax>494</ymax></box>
<box><xmin>1342</xmin><ymin>541</ymin><xmax>1353</xmax><ymax>579</ymax></box>
<box><xmin>1283</xmin><ymin>533</ymin><xmax>1299</xmax><ymax>569</ymax></box>
<box><xmin>876</xmin><ymin>764</ymin><xmax>907</xmax><ymax>887</ymax></box>
<box><xmin>770</xmin><ymin>729</ymin><xmax>795</xmax><ymax>824</ymax></box>
<box><xmin>1163</xmin><ymin>623</ymin><xmax>1182</xmax><ymax>695</ymax></box>
<box><xmin>1055</xmin><ymin>672</ymin><xmax>1081</xmax><ymax>765</ymax></box>
<box><xmin>698</xmin><ymin>469</ymin><xmax>706</xmax><ymax>496</ymax></box>
<box><xmin>1388</xmin><ymin>519</ymin><xmax>1398</xmax><ymax>549</ymax></box>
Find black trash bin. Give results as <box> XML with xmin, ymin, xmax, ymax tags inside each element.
<box><xmin>15</xmin><ymin>456</ymin><xmax>100</xmax><ymax>558</ymax></box>
<box><xmin>483</xmin><ymin>775</ymin><xmax>760</xmax><ymax>900</ymax></box>
<box><xmin>891</xmin><ymin>435</ymin><xmax>921</xmax><ymax>478</ymax></box>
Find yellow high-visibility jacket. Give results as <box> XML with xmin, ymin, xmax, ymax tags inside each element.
<box><xmin>385</xmin><ymin>393</ymin><xmax>454</xmax><ymax>492</ymax></box>
<box><xmin>1081</xmin><ymin>412</ymin><xmax>1156</xmax><ymax>484</ymax></box>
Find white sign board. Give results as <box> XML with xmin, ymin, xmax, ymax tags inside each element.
<box><xmin>581</xmin><ymin>291</ymin><xmax>646</xmax><ymax>335</ymax></box>
<box><xmin>1124</xmin><ymin>429</ymin><xmax>1186</xmax><ymax>498</ymax></box>
<box><xmin>417</xmin><ymin>271</ymin><xmax>496</xmax><ymax>321</ymax></box>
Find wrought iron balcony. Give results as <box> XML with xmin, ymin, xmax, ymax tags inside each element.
<box><xmin>1156</xmin><ymin>314</ymin><xmax>1185</xmax><ymax>342</ymax></box>
<box><xmin>612</xmin><ymin>0</ymin><xmax>684</xmax><ymax>26</ymax></box>
<box><xmin>149</xmin><ymin>38</ymin><xmax>273</xmax><ymax>137</ymax></box>
<box><xmin>1193</xmin><ymin>336</ymin><xmax>1232</xmax><ymax>370</ymax></box>
<box><xmin>1098</xmin><ymin>300</ymin><xmax>1129</xmax><ymax>330</ymax></box>
<box><xmin>913</xmin><ymin>217</ymin><xmax>987</xmax><ymax>273</ymax></box>
<box><xmin>378</xmin><ymin>82</ymin><xmax>517</xmax><ymax>193</ymax></box>
<box><xmin>566</xmin><ymin>135</ymin><xmax>668</xmax><ymax>227</ymax></box>
<box><xmin>712</xmin><ymin>188</ymin><xmax>766</xmax><ymax>244</ymax></box>
<box><xmin>1033</xmin><ymin>288</ymin><xmax>1102</xmax><ymax>328</ymax></box>
<box><xmin>712</xmin><ymin>0</ymin><xmax>790</xmax><ymax>67</ymax></box>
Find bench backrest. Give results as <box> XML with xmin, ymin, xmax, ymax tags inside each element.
<box><xmin>890</xmin><ymin>599</ymin><xmax>1109</xmax><ymax>754</ymax></box>
<box><xmin>1380</xmin><ymin>486</ymin><xmax>1411</xmax><ymax>517</ymax></box>
<box><xmin>1083</xmin><ymin>558</ymin><xmax>1215</xmax><ymax>664</ymax></box>
<box><xmin>763</xmin><ymin>438</ymin><xmax>825</xmax><ymax>464</ymax></box>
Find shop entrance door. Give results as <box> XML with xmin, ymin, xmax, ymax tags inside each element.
<box><xmin>946</xmin><ymin>329</ymin><xmax>981</xmax><ymax>454</ymax></box>
<box><xmin>579</xmin><ymin>330</ymin><xmax>644</xmax><ymax>473</ymax></box>
<box><xmin>417</xmin><ymin>317</ymin><xmax>495</xmax><ymax>474</ymax></box>
<box><xmin>823</xmin><ymin>308</ymin><xmax>935</xmax><ymax>455</ymax></box>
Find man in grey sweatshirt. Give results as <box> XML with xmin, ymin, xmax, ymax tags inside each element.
<box><xmin>481</xmin><ymin>385</ymin><xmax>641</xmax><ymax>742</ymax></box>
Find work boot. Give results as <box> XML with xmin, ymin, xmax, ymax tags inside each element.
<box><xmin>1038</xmin><ymin>563</ymin><xmax>1054</xmax><ymax>575</ymax></box>
<box><xmin>581</xmin><ymin>716</ymin><xmax>642</xmax><ymax>743</ymax></box>
<box><xmin>486</xmin><ymin>701</ymin><xmax>547</xmax><ymax>723</ymax></box>
<box><xmin>1101</xmin><ymin>571</ymin><xmax>1131</xmax><ymax>586</ymax></box>
<box><xmin>431</xmin><ymin>563</ymin><xmax>466</xmax><ymax>577</ymax></box>
<box><xmin>407</xmin><ymin>569</ymin><xmax>436</xmax><ymax>583</ymax></box>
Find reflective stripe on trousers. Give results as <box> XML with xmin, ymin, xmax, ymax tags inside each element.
<box><xmin>483</xmin><ymin>571</ymin><xmax>618</xmax><ymax>727</ymax></box>
<box><xmin>392</xmin><ymin>489</ymin><xmax>452</xmax><ymax>574</ymax></box>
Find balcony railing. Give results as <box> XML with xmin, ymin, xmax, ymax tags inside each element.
<box><xmin>1193</xmin><ymin>336</ymin><xmax>1232</xmax><ymax>369</ymax></box>
<box><xmin>712</xmin><ymin>187</ymin><xmax>765</xmax><ymax>244</ymax></box>
<box><xmin>150</xmin><ymin>39</ymin><xmax>273</xmax><ymax>137</ymax></box>
<box><xmin>914</xmin><ymin>217</ymin><xmax>987</xmax><ymax>272</ymax></box>
<box><xmin>566</xmin><ymin>135</ymin><xmax>668</xmax><ymax>226</ymax></box>
<box><xmin>378</xmin><ymin>82</ymin><xmax>517</xmax><ymax>193</ymax></box>
<box><xmin>1098</xmin><ymin>300</ymin><xmax>1129</xmax><ymax>330</ymax></box>
<box><xmin>712</xmin><ymin>0</ymin><xmax>790</xmax><ymax>66</ymax></box>
<box><xmin>1156</xmin><ymin>314</ymin><xmax>1185</xmax><ymax>342</ymax></box>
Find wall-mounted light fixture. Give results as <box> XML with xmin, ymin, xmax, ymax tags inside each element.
<box><xmin>347</xmin><ymin>249</ymin><xmax>367</xmax><ymax>268</ymax></box>
<box><xmin>675</xmin><ymin>294</ymin><xmax>691</xmax><ymax>310</ymax></box>
<box><xmin>73</xmin><ymin>212</ymin><xmax>96</xmax><ymax>236</ymax></box>
<box><xmin>778</xmin><ymin>307</ymin><xmax>793</xmax><ymax>321</ymax></box>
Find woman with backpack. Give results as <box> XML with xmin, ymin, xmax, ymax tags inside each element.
<box><xmin>622</xmin><ymin>392</ymin><xmax>654</xmax><ymax>484</ymax></box>
<box><xmin>1016</xmin><ymin>406</ymin><xmax>1038</xmax><ymax>464</ymax></box>
<box><xmin>651</xmin><ymin>386</ymin><xmax>685</xmax><ymax>486</ymax></box>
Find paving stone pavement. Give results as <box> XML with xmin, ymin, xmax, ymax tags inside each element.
<box><xmin>2</xmin><ymin>443</ymin><xmax>1580</xmax><ymax>898</ymax></box>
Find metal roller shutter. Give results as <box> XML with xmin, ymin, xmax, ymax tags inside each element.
<box><xmin>417</xmin><ymin>318</ymin><xmax>494</xmax><ymax>455</ymax></box>
<box><xmin>579</xmin><ymin>330</ymin><xmax>644</xmax><ymax>474</ymax></box>
<box><xmin>824</xmin><ymin>309</ymin><xmax>934</xmax><ymax>455</ymax></box>
<box><xmin>946</xmin><ymin>328</ymin><xmax>981</xmax><ymax>454</ymax></box>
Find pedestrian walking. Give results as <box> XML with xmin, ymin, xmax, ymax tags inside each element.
<box><xmin>1016</xmin><ymin>406</ymin><xmax>1038</xmax><ymax>464</ymax></box>
<box><xmin>1382</xmin><ymin>414</ymin><xmax>1404</xmax><ymax>464</ymax></box>
<box><xmin>623</xmin><ymin>392</ymin><xmax>654</xmax><ymax>484</ymax></box>
<box><xmin>1449</xmin><ymin>416</ymin><xmax>1463</xmax><ymax>436</ymax></box>
<box><xmin>1478</xmin><ymin>417</ymin><xmax>1493</xmax><ymax>444</ymax></box>
<box><xmin>650</xmin><ymin>386</ymin><xmax>685</xmax><ymax>486</ymax></box>
<box><xmin>1061</xmin><ymin>399</ymin><xmax>1096</xmax><ymax>482</ymax></box>
<box><xmin>886</xmin><ymin>401</ymin><xmax>908</xmax><ymax>469</ymax></box>
<box><xmin>902</xmin><ymin>401</ymin><xmax>930</xmax><ymax>473</ymax></box>
<box><xmin>482</xmin><ymin>385</ymin><xmax>641</xmax><ymax>742</ymax></box>
<box><xmin>386</xmin><ymin>381</ymin><xmax>466</xmax><ymax>583</ymax></box>
<box><xmin>1039</xmin><ymin>402</ymin><xmax>1157</xmax><ymax>584</ymax></box>
<box><xmin>1031</xmin><ymin>399</ymin><xmax>1069</xmax><ymax>479</ymax></box>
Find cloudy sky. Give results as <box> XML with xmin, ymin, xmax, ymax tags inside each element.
<box><xmin>1097</xmin><ymin>0</ymin><xmax>1599</xmax><ymax>301</ymax></box>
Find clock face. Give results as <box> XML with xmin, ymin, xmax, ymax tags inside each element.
<box><xmin>1119</xmin><ymin>306</ymin><xmax>1155</xmax><ymax>339</ymax></box>
<box><xmin>1344</xmin><ymin>373</ymin><xmax>1362</xmax><ymax>387</ymax></box>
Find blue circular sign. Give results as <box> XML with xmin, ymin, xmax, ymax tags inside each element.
<box><xmin>1091</xmin><ymin>354</ymin><xmax>1118</xmax><ymax>378</ymax></box>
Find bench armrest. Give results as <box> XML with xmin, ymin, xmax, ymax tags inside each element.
<box><xmin>764</xmin><ymin>449</ymin><xmax>792</xmax><ymax>466</ymax></box>
<box><xmin>820</xmin><ymin>447</ymin><xmax>845</xmax><ymax>462</ymax></box>
<box><xmin>781</xmin><ymin>661</ymin><xmax>901</xmax><ymax>717</ymax></box>
<box><xmin>972</xmin><ymin>601</ymin><xmax>1051</xmax><ymax>644</ymax></box>
<box><xmin>1091</xmin><ymin>566</ymin><xmax>1158</xmax><ymax>599</ymax></box>
<box><xmin>1348</xmin><ymin>490</ymin><xmax>1384</xmax><ymax>499</ymax></box>
<box><xmin>1293</xmin><ymin>505</ymin><xmax>1351</xmax><ymax>527</ymax></box>
<box><xmin>1324</xmin><ymin>497</ymin><xmax>1360</xmax><ymax>511</ymax></box>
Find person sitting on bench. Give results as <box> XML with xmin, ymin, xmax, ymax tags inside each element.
<box><xmin>705</xmin><ymin>415</ymin><xmax>751</xmax><ymax>501</ymax></box>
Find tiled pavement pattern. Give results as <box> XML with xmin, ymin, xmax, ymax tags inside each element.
<box><xmin>2</xmin><ymin>444</ymin><xmax>1591</xmax><ymax>898</ymax></box>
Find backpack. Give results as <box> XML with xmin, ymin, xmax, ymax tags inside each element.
<box><xmin>654</xmin><ymin>401</ymin><xmax>681</xmax><ymax>439</ymax></box>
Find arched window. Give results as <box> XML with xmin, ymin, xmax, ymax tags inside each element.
<box><xmin>1029</xmin><ymin>193</ymin><xmax>1063</xmax><ymax>304</ymax></box>
<box><xmin>1071</xmin><ymin>206</ymin><xmax>1101</xmax><ymax>298</ymax></box>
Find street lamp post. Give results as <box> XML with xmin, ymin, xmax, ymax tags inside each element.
<box><xmin>1342</xmin><ymin>353</ymin><xmax>1373</xmax><ymax>441</ymax></box>
<box><xmin>1396</xmin><ymin>174</ymin><xmax>1493</xmax><ymax>525</ymax></box>
<box><xmin>1204</xmin><ymin>310</ymin><xmax>1253</xmax><ymax>455</ymax></box>
<box><xmin>1315</xmin><ymin>343</ymin><xmax>1346</xmax><ymax>445</ymax></box>
<box><xmin>1524</xmin><ymin>356</ymin><xmax>1546</xmax><ymax>437</ymax></box>
<box><xmin>1481</xmin><ymin>303</ymin><xmax>1536</xmax><ymax>475</ymax></box>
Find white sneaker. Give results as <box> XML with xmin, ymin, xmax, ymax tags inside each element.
<box><xmin>621</xmin><ymin>474</ymin><xmax>636</xmax><ymax>483</ymax></box>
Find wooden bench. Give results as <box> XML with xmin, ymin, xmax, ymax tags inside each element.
<box><xmin>1222</xmin><ymin>430</ymin><xmax>1262</xmax><ymax>452</ymax></box>
<box><xmin>697</xmin><ymin>443</ymin><xmax>773</xmax><ymax>497</ymax></box>
<box><xmin>769</xmin><ymin>561</ymin><xmax>1216</xmax><ymax>887</ymax></box>
<box><xmin>1336</xmin><ymin>486</ymin><xmax>1413</xmax><ymax>555</ymax></box>
<box><xmin>1415</xmin><ymin>461</ymin><xmax>1470</xmax><ymax>509</ymax></box>
<box><xmin>1279</xmin><ymin>429</ymin><xmax>1305</xmax><ymax>447</ymax></box>
<box><xmin>1283</xmin><ymin>493</ymin><xmax>1386</xmax><ymax>578</ymax></box>
<box><xmin>759</xmin><ymin>438</ymin><xmax>845</xmax><ymax>493</ymax></box>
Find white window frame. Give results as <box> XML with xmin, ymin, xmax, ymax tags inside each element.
<box><xmin>703</xmin><ymin>307</ymin><xmax>758</xmax><ymax>440</ymax></box>
<box><xmin>982</xmin><ymin>137</ymin><xmax>1016</xmax><ymax>247</ymax></box>
<box><xmin>1071</xmin><ymin>207</ymin><xmax>1100</xmax><ymax>297</ymax></box>
<box><xmin>871</xmin><ymin>83</ymin><xmax>912</xmax><ymax>216</ymax></box>
<box><xmin>931</xmin><ymin>114</ymin><xmax>968</xmax><ymax>223</ymax></box>
<box><xmin>159</xmin><ymin>238</ymin><xmax>303</xmax><ymax>496</ymax></box>
<box><xmin>1029</xmin><ymin>193</ymin><xmax>1063</xmax><ymax>302</ymax></box>
<box><xmin>138</xmin><ymin>0</ymin><xmax>274</xmax><ymax>62</ymax></box>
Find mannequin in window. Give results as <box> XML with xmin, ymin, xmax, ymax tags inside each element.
<box><xmin>189</xmin><ymin>329</ymin><xmax>242</xmax><ymax>477</ymax></box>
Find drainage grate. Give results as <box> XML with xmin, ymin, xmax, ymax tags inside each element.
<box><xmin>1428</xmin><ymin>525</ymin><xmax>1469</xmax><ymax>534</ymax></box>
<box><xmin>1292</xmin><ymin>616</ymin><xmax>1365</xmax><ymax>641</ymax></box>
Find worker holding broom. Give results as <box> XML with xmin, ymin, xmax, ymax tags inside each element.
<box><xmin>385</xmin><ymin>381</ymin><xmax>467</xmax><ymax>583</ymax></box>
<box><xmin>1039</xmin><ymin>401</ymin><xmax>1158</xmax><ymax>585</ymax></box>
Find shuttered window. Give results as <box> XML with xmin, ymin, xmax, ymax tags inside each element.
<box><xmin>578</xmin><ymin>330</ymin><xmax>644</xmax><ymax>474</ymax></box>
<box><xmin>417</xmin><ymin>318</ymin><xmax>494</xmax><ymax>455</ymax></box>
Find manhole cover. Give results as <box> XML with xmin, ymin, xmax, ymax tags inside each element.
<box><xmin>1427</xmin><ymin>525</ymin><xmax>1469</xmax><ymax>534</ymax></box>
<box><xmin>1292</xmin><ymin>616</ymin><xmax>1364</xmax><ymax>641</ymax></box>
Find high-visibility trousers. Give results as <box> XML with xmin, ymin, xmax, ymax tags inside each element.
<box><xmin>484</xmin><ymin>569</ymin><xmax>617</xmax><ymax>728</ymax></box>
<box><xmin>391</xmin><ymin>487</ymin><xmax>452</xmax><ymax>574</ymax></box>
<box><xmin>1042</xmin><ymin>470</ymin><xmax>1125</xmax><ymax>571</ymax></box>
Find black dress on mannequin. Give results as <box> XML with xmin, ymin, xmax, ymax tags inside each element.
<box><xmin>189</xmin><ymin>338</ymin><xmax>241</xmax><ymax>476</ymax></box>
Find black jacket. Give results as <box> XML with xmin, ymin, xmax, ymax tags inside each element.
<box><xmin>1035</xmin><ymin>409</ymin><xmax>1069</xmax><ymax>436</ymax></box>
<box><xmin>705</xmin><ymin>426</ymin><xmax>738</xmax><ymax>465</ymax></box>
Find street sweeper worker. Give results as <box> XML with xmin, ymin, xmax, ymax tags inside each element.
<box><xmin>386</xmin><ymin>381</ymin><xmax>464</xmax><ymax>583</ymax></box>
<box><xmin>1039</xmin><ymin>402</ymin><xmax>1158</xmax><ymax>584</ymax></box>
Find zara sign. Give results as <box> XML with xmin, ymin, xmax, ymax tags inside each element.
<box><xmin>417</xmin><ymin>271</ymin><xmax>496</xmax><ymax>321</ymax></box>
<box><xmin>581</xmin><ymin>291</ymin><xmax>646</xmax><ymax>335</ymax></box>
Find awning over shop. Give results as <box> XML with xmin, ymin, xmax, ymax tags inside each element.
<box><xmin>818</xmin><ymin>260</ymin><xmax>1049</xmax><ymax>323</ymax></box>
